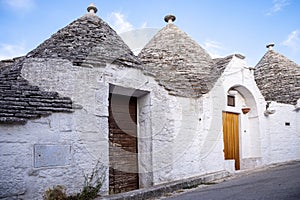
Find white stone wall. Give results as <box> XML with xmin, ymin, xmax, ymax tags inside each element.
<box><xmin>3</xmin><ymin>58</ymin><xmax>111</xmax><ymax>199</ymax></box>
<box><xmin>1</xmin><ymin>55</ymin><xmax>299</xmax><ymax>199</ymax></box>
<box><xmin>0</xmin><ymin>113</ymin><xmax>101</xmax><ymax>200</ymax></box>
<box><xmin>260</xmin><ymin>101</ymin><xmax>300</xmax><ymax>164</ymax></box>
<box><xmin>169</xmin><ymin>97</ymin><xmax>202</xmax><ymax>180</ymax></box>
<box><xmin>206</xmin><ymin>56</ymin><xmax>267</xmax><ymax>170</ymax></box>
<box><xmin>18</xmin><ymin>57</ymin><xmax>202</xmax><ymax>196</ymax></box>
<box><xmin>210</xmin><ymin>56</ymin><xmax>300</xmax><ymax>169</ymax></box>
<box><xmin>18</xmin><ymin>57</ymin><xmax>232</xmax><ymax>191</ymax></box>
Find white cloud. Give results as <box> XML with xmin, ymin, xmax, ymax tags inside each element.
<box><xmin>266</xmin><ymin>0</ymin><xmax>290</xmax><ymax>16</ymax></box>
<box><xmin>108</xmin><ymin>12</ymin><xmax>134</xmax><ymax>34</ymax></box>
<box><xmin>282</xmin><ymin>30</ymin><xmax>300</xmax><ymax>52</ymax></box>
<box><xmin>0</xmin><ymin>43</ymin><xmax>27</xmax><ymax>60</ymax></box>
<box><xmin>203</xmin><ymin>40</ymin><xmax>225</xmax><ymax>58</ymax></box>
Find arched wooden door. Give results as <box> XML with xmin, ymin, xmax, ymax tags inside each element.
<box><xmin>222</xmin><ymin>112</ymin><xmax>240</xmax><ymax>170</ymax></box>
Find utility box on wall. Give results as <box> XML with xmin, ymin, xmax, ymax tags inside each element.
<box><xmin>34</xmin><ymin>144</ymin><xmax>72</xmax><ymax>168</ymax></box>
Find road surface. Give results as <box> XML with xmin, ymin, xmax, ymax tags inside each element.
<box><xmin>164</xmin><ymin>161</ymin><xmax>300</xmax><ymax>200</ymax></box>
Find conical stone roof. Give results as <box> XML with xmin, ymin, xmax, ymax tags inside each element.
<box><xmin>0</xmin><ymin>58</ymin><xmax>73</xmax><ymax>124</ymax></box>
<box><xmin>27</xmin><ymin>12</ymin><xmax>140</xmax><ymax>67</ymax></box>
<box><xmin>254</xmin><ymin>49</ymin><xmax>300</xmax><ymax>105</ymax></box>
<box><xmin>138</xmin><ymin>16</ymin><xmax>217</xmax><ymax>98</ymax></box>
<box><xmin>0</xmin><ymin>5</ymin><xmax>141</xmax><ymax>124</ymax></box>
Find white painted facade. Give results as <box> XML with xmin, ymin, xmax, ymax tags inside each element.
<box><xmin>0</xmin><ymin>49</ymin><xmax>299</xmax><ymax>199</ymax></box>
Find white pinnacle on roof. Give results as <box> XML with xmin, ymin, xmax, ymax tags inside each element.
<box><xmin>164</xmin><ymin>15</ymin><xmax>176</xmax><ymax>24</ymax></box>
<box><xmin>87</xmin><ymin>3</ymin><xmax>98</xmax><ymax>14</ymax></box>
<box><xmin>266</xmin><ymin>43</ymin><xmax>275</xmax><ymax>51</ymax></box>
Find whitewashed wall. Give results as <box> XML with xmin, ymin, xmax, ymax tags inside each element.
<box><xmin>0</xmin><ymin>113</ymin><xmax>95</xmax><ymax>200</ymax></box>
<box><xmin>2</xmin><ymin>57</ymin><xmax>210</xmax><ymax>198</ymax></box>
<box><xmin>0</xmin><ymin>58</ymin><xmax>111</xmax><ymax>199</ymax></box>
<box><xmin>260</xmin><ymin>101</ymin><xmax>300</xmax><ymax>164</ymax></box>
<box><xmin>207</xmin><ymin>56</ymin><xmax>267</xmax><ymax>170</ymax></box>
<box><xmin>1</xmin><ymin>55</ymin><xmax>299</xmax><ymax>199</ymax></box>
<box><xmin>211</xmin><ymin>56</ymin><xmax>300</xmax><ymax>169</ymax></box>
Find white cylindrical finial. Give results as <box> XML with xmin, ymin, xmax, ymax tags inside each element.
<box><xmin>266</xmin><ymin>43</ymin><xmax>275</xmax><ymax>51</ymax></box>
<box><xmin>164</xmin><ymin>15</ymin><xmax>176</xmax><ymax>24</ymax></box>
<box><xmin>87</xmin><ymin>3</ymin><xmax>98</xmax><ymax>14</ymax></box>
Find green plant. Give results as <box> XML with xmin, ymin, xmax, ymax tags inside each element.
<box><xmin>43</xmin><ymin>160</ymin><xmax>106</xmax><ymax>200</ymax></box>
<box><xmin>69</xmin><ymin>160</ymin><xmax>106</xmax><ymax>200</ymax></box>
<box><xmin>43</xmin><ymin>185</ymin><xmax>68</xmax><ymax>200</ymax></box>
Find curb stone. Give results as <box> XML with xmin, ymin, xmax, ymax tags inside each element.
<box><xmin>97</xmin><ymin>160</ymin><xmax>300</xmax><ymax>200</ymax></box>
<box><xmin>96</xmin><ymin>170</ymin><xmax>230</xmax><ymax>200</ymax></box>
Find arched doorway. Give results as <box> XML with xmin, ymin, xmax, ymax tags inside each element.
<box><xmin>223</xmin><ymin>85</ymin><xmax>261</xmax><ymax>170</ymax></box>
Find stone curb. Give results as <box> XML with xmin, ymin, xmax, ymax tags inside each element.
<box><xmin>96</xmin><ymin>170</ymin><xmax>230</xmax><ymax>200</ymax></box>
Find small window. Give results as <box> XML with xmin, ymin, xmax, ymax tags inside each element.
<box><xmin>227</xmin><ymin>95</ymin><xmax>235</xmax><ymax>107</ymax></box>
<box><xmin>285</xmin><ymin>122</ymin><xmax>290</xmax><ymax>126</ymax></box>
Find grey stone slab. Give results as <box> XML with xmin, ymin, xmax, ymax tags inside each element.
<box><xmin>34</xmin><ymin>144</ymin><xmax>72</xmax><ymax>168</ymax></box>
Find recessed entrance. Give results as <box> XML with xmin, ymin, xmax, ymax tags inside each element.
<box><xmin>109</xmin><ymin>93</ymin><xmax>139</xmax><ymax>194</ymax></box>
<box><xmin>222</xmin><ymin>112</ymin><xmax>240</xmax><ymax>170</ymax></box>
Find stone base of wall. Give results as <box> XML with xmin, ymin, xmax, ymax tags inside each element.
<box><xmin>224</xmin><ymin>160</ymin><xmax>235</xmax><ymax>173</ymax></box>
<box><xmin>241</xmin><ymin>157</ymin><xmax>262</xmax><ymax>170</ymax></box>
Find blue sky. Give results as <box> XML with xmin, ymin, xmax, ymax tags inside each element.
<box><xmin>0</xmin><ymin>0</ymin><xmax>299</xmax><ymax>66</ymax></box>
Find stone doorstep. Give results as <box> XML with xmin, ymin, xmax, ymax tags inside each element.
<box><xmin>97</xmin><ymin>170</ymin><xmax>231</xmax><ymax>200</ymax></box>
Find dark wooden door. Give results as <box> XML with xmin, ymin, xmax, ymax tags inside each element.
<box><xmin>222</xmin><ymin>112</ymin><xmax>240</xmax><ymax>170</ymax></box>
<box><xmin>109</xmin><ymin>94</ymin><xmax>139</xmax><ymax>194</ymax></box>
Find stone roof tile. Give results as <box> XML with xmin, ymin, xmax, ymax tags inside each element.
<box><xmin>0</xmin><ymin>7</ymin><xmax>145</xmax><ymax>124</ymax></box>
<box><xmin>138</xmin><ymin>22</ymin><xmax>218</xmax><ymax>98</ymax></box>
<box><xmin>213</xmin><ymin>55</ymin><xmax>234</xmax><ymax>74</ymax></box>
<box><xmin>26</xmin><ymin>13</ymin><xmax>141</xmax><ymax>68</ymax></box>
<box><xmin>0</xmin><ymin>61</ymin><xmax>73</xmax><ymax>124</ymax></box>
<box><xmin>254</xmin><ymin>50</ymin><xmax>300</xmax><ymax>105</ymax></box>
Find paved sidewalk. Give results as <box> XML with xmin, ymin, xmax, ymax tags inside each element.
<box><xmin>97</xmin><ymin>160</ymin><xmax>300</xmax><ymax>200</ymax></box>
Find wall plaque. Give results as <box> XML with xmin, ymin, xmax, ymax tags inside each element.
<box><xmin>34</xmin><ymin>144</ymin><xmax>72</xmax><ymax>168</ymax></box>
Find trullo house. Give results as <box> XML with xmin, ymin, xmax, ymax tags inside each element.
<box><xmin>0</xmin><ymin>4</ymin><xmax>299</xmax><ymax>199</ymax></box>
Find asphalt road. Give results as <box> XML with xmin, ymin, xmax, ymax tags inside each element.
<box><xmin>164</xmin><ymin>161</ymin><xmax>300</xmax><ymax>200</ymax></box>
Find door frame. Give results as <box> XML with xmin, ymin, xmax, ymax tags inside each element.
<box><xmin>108</xmin><ymin>84</ymin><xmax>153</xmax><ymax>191</ymax></box>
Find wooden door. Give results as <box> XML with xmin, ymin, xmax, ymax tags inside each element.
<box><xmin>109</xmin><ymin>94</ymin><xmax>139</xmax><ymax>194</ymax></box>
<box><xmin>222</xmin><ymin>112</ymin><xmax>240</xmax><ymax>170</ymax></box>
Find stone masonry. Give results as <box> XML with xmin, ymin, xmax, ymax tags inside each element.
<box><xmin>254</xmin><ymin>49</ymin><xmax>300</xmax><ymax>105</ymax></box>
<box><xmin>138</xmin><ymin>22</ymin><xmax>218</xmax><ymax>98</ymax></box>
<box><xmin>0</xmin><ymin>60</ymin><xmax>73</xmax><ymax>124</ymax></box>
